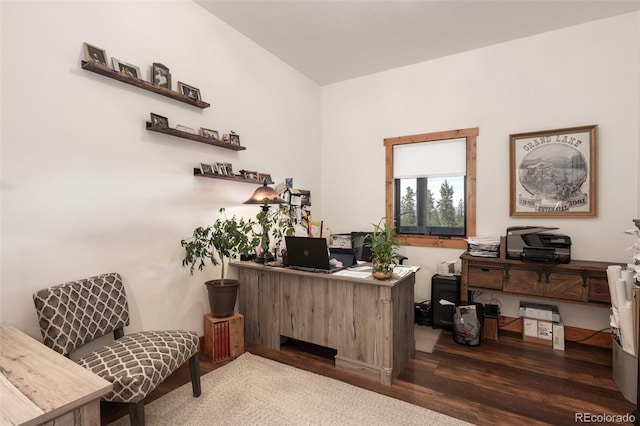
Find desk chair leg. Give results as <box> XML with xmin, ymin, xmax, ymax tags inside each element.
<box><xmin>129</xmin><ymin>401</ymin><xmax>145</xmax><ymax>426</ymax></box>
<box><xmin>189</xmin><ymin>353</ymin><xmax>202</xmax><ymax>397</ymax></box>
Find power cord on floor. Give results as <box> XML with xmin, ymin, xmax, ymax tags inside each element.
<box><xmin>565</xmin><ymin>327</ymin><xmax>611</xmax><ymax>344</ymax></box>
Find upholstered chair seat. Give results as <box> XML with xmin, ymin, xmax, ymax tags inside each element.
<box><xmin>78</xmin><ymin>330</ymin><xmax>199</xmax><ymax>404</ymax></box>
<box><xmin>33</xmin><ymin>272</ymin><xmax>201</xmax><ymax>426</ymax></box>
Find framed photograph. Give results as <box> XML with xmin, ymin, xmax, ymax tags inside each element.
<box><xmin>178</xmin><ymin>82</ymin><xmax>201</xmax><ymax>101</ymax></box>
<box><xmin>111</xmin><ymin>58</ymin><xmax>141</xmax><ymax>79</ymax></box>
<box><xmin>215</xmin><ymin>162</ymin><xmax>227</xmax><ymax>175</ymax></box>
<box><xmin>200</xmin><ymin>128</ymin><xmax>219</xmax><ymax>140</ymax></box>
<box><xmin>224</xmin><ymin>163</ymin><xmax>233</xmax><ymax>176</ymax></box>
<box><xmin>229</xmin><ymin>131</ymin><xmax>240</xmax><ymax>145</ymax></box>
<box><xmin>510</xmin><ymin>124</ymin><xmax>598</xmax><ymax>217</ymax></box>
<box><xmin>83</xmin><ymin>42</ymin><xmax>108</xmax><ymax>66</ymax></box>
<box><xmin>200</xmin><ymin>163</ymin><xmax>214</xmax><ymax>175</ymax></box>
<box><xmin>257</xmin><ymin>173</ymin><xmax>273</xmax><ymax>184</ymax></box>
<box><xmin>150</xmin><ymin>113</ymin><xmax>169</xmax><ymax>128</ymax></box>
<box><xmin>242</xmin><ymin>170</ymin><xmax>259</xmax><ymax>181</ymax></box>
<box><xmin>176</xmin><ymin>125</ymin><xmax>196</xmax><ymax>134</ymax></box>
<box><xmin>152</xmin><ymin>63</ymin><xmax>171</xmax><ymax>89</ymax></box>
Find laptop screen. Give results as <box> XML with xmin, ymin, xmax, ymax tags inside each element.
<box><xmin>285</xmin><ymin>236</ymin><xmax>346</xmax><ymax>273</ymax></box>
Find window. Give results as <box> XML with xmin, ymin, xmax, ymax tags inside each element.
<box><xmin>384</xmin><ymin>127</ymin><xmax>478</xmax><ymax>249</ymax></box>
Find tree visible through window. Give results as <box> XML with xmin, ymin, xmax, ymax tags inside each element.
<box><xmin>384</xmin><ymin>128</ymin><xmax>478</xmax><ymax>249</ymax></box>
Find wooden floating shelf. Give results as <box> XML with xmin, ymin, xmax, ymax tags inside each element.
<box><xmin>194</xmin><ymin>168</ymin><xmax>273</xmax><ymax>184</ymax></box>
<box><xmin>147</xmin><ymin>122</ymin><xmax>246</xmax><ymax>151</ymax></box>
<box><xmin>82</xmin><ymin>60</ymin><xmax>210</xmax><ymax>108</ymax></box>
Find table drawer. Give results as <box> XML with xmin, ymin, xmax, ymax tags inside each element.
<box><xmin>467</xmin><ymin>266</ymin><xmax>503</xmax><ymax>290</ymax></box>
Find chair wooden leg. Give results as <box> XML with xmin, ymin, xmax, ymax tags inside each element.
<box><xmin>129</xmin><ymin>401</ymin><xmax>145</xmax><ymax>426</ymax></box>
<box><xmin>189</xmin><ymin>353</ymin><xmax>202</xmax><ymax>397</ymax></box>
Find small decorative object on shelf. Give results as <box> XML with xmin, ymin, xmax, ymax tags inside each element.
<box><xmin>111</xmin><ymin>58</ymin><xmax>141</xmax><ymax>79</ymax></box>
<box><xmin>178</xmin><ymin>81</ymin><xmax>201</xmax><ymax>102</ymax></box>
<box><xmin>83</xmin><ymin>42</ymin><xmax>108</xmax><ymax>66</ymax></box>
<box><xmin>193</xmin><ymin>168</ymin><xmax>275</xmax><ymax>185</ymax></box>
<box><xmin>150</xmin><ymin>112</ymin><xmax>169</xmax><ymax>128</ymax></box>
<box><xmin>146</xmin><ymin>121</ymin><xmax>246</xmax><ymax>151</ymax></box>
<box><xmin>201</xmin><ymin>128</ymin><xmax>219</xmax><ymax>140</ymax></box>
<box><xmin>80</xmin><ymin>43</ymin><xmax>210</xmax><ymax>108</ymax></box>
<box><xmin>176</xmin><ymin>125</ymin><xmax>196</xmax><ymax>135</ymax></box>
<box><xmin>241</xmin><ymin>170</ymin><xmax>259</xmax><ymax>181</ymax></box>
<box><xmin>152</xmin><ymin>63</ymin><xmax>171</xmax><ymax>89</ymax></box>
<box><xmin>257</xmin><ymin>173</ymin><xmax>273</xmax><ymax>184</ymax></box>
<box><xmin>200</xmin><ymin>163</ymin><xmax>214</xmax><ymax>175</ymax></box>
<box><xmin>229</xmin><ymin>131</ymin><xmax>240</xmax><ymax>146</ymax></box>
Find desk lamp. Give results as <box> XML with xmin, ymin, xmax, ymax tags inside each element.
<box><xmin>243</xmin><ymin>179</ymin><xmax>287</xmax><ymax>263</ymax></box>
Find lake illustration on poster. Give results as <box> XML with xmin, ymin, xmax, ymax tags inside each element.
<box><xmin>509</xmin><ymin>125</ymin><xmax>598</xmax><ymax>217</ymax></box>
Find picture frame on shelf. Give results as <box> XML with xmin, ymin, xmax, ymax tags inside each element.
<box><xmin>111</xmin><ymin>58</ymin><xmax>141</xmax><ymax>78</ymax></box>
<box><xmin>83</xmin><ymin>42</ymin><xmax>108</xmax><ymax>66</ymax></box>
<box><xmin>257</xmin><ymin>173</ymin><xmax>273</xmax><ymax>184</ymax></box>
<box><xmin>242</xmin><ymin>170</ymin><xmax>259</xmax><ymax>181</ymax></box>
<box><xmin>152</xmin><ymin>63</ymin><xmax>171</xmax><ymax>89</ymax></box>
<box><xmin>224</xmin><ymin>163</ymin><xmax>233</xmax><ymax>176</ymax></box>
<box><xmin>200</xmin><ymin>128</ymin><xmax>219</xmax><ymax>140</ymax></box>
<box><xmin>509</xmin><ymin>124</ymin><xmax>598</xmax><ymax>217</ymax></box>
<box><xmin>229</xmin><ymin>131</ymin><xmax>240</xmax><ymax>146</ymax></box>
<box><xmin>178</xmin><ymin>81</ymin><xmax>201</xmax><ymax>101</ymax></box>
<box><xmin>150</xmin><ymin>112</ymin><xmax>169</xmax><ymax>128</ymax></box>
<box><xmin>200</xmin><ymin>163</ymin><xmax>214</xmax><ymax>175</ymax></box>
<box><xmin>215</xmin><ymin>162</ymin><xmax>227</xmax><ymax>175</ymax></box>
<box><xmin>176</xmin><ymin>125</ymin><xmax>196</xmax><ymax>134</ymax></box>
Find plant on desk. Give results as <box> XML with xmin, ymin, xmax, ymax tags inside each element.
<box><xmin>367</xmin><ymin>218</ymin><xmax>402</xmax><ymax>280</ymax></box>
<box><xmin>181</xmin><ymin>208</ymin><xmax>258</xmax><ymax>317</ymax></box>
<box><xmin>253</xmin><ymin>201</ymin><xmax>294</xmax><ymax>263</ymax></box>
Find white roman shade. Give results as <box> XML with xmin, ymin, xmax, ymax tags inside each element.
<box><xmin>393</xmin><ymin>138</ymin><xmax>466</xmax><ymax>178</ymax></box>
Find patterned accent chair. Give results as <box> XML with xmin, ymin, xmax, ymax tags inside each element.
<box><xmin>33</xmin><ymin>272</ymin><xmax>201</xmax><ymax>426</ymax></box>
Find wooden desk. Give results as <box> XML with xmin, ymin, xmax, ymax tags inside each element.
<box><xmin>0</xmin><ymin>323</ymin><xmax>112</xmax><ymax>426</ymax></box>
<box><xmin>231</xmin><ymin>262</ymin><xmax>415</xmax><ymax>385</ymax></box>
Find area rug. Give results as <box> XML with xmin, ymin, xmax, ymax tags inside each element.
<box><xmin>108</xmin><ymin>352</ymin><xmax>469</xmax><ymax>425</ymax></box>
<box><xmin>415</xmin><ymin>324</ymin><xmax>443</xmax><ymax>353</ymax></box>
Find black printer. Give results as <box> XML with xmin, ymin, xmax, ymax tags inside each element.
<box><xmin>506</xmin><ymin>226</ymin><xmax>571</xmax><ymax>264</ymax></box>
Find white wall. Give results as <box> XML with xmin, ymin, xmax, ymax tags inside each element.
<box><xmin>0</xmin><ymin>0</ymin><xmax>321</xmax><ymax>339</ymax></box>
<box><xmin>320</xmin><ymin>12</ymin><xmax>640</xmax><ymax>330</ymax></box>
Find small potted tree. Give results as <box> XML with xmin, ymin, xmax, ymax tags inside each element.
<box><xmin>254</xmin><ymin>201</ymin><xmax>295</xmax><ymax>262</ymax></box>
<box><xmin>181</xmin><ymin>208</ymin><xmax>258</xmax><ymax>317</ymax></box>
<box><xmin>366</xmin><ymin>218</ymin><xmax>402</xmax><ymax>280</ymax></box>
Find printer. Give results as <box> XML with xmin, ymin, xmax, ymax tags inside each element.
<box><xmin>506</xmin><ymin>226</ymin><xmax>571</xmax><ymax>264</ymax></box>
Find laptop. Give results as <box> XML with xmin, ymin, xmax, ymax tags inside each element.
<box><xmin>285</xmin><ymin>236</ymin><xmax>354</xmax><ymax>273</ymax></box>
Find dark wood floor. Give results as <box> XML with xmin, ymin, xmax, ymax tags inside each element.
<box><xmin>102</xmin><ymin>330</ymin><xmax>636</xmax><ymax>425</ymax></box>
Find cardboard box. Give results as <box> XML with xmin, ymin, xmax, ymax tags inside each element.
<box><xmin>522</xmin><ymin>317</ymin><xmax>553</xmax><ymax>347</ymax></box>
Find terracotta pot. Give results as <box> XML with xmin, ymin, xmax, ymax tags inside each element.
<box><xmin>204</xmin><ymin>279</ymin><xmax>239</xmax><ymax>318</ymax></box>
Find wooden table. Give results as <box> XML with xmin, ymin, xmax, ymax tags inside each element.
<box><xmin>231</xmin><ymin>262</ymin><xmax>416</xmax><ymax>385</ymax></box>
<box><xmin>0</xmin><ymin>323</ymin><xmax>112</xmax><ymax>426</ymax></box>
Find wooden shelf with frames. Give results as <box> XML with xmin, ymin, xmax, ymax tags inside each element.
<box><xmin>147</xmin><ymin>122</ymin><xmax>246</xmax><ymax>151</ymax></box>
<box><xmin>81</xmin><ymin>60</ymin><xmax>210</xmax><ymax>108</ymax></box>
<box><xmin>193</xmin><ymin>168</ymin><xmax>273</xmax><ymax>184</ymax></box>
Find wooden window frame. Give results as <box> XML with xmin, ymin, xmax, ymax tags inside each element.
<box><xmin>384</xmin><ymin>127</ymin><xmax>478</xmax><ymax>249</ymax></box>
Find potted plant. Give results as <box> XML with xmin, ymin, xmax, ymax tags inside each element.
<box><xmin>181</xmin><ymin>208</ymin><xmax>258</xmax><ymax>317</ymax></box>
<box><xmin>254</xmin><ymin>201</ymin><xmax>295</xmax><ymax>263</ymax></box>
<box><xmin>366</xmin><ymin>218</ymin><xmax>402</xmax><ymax>280</ymax></box>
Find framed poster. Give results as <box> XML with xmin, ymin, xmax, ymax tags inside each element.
<box><xmin>509</xmin><ymin>125</ymin><xmax>598</xmax><ymax>217</ymax></box>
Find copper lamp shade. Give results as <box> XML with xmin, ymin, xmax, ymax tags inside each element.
<box><xmin>243</xmin><ymin>179</ymin><xmax>286</xmax><ymax>205</ymax></box>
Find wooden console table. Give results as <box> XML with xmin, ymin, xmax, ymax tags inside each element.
<box><xmin>231</xmin><ymin>262</ymin><xmax>416</xmax><ymax>385</ymax></box>
<box><xmin>460</xmin><ymin>253</ymin><xmax>615</xmax><ymax>306</ymax></box>
<box><xmin>0</xmin><ymin>323</ymin><xmax>112</xmax><ymax>426</ymax></box>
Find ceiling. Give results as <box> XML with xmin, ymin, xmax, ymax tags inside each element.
<box><xmin>195</xmin><ymin>0</ymin><xmax>640</xmax><ymax>85</ymax></box>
